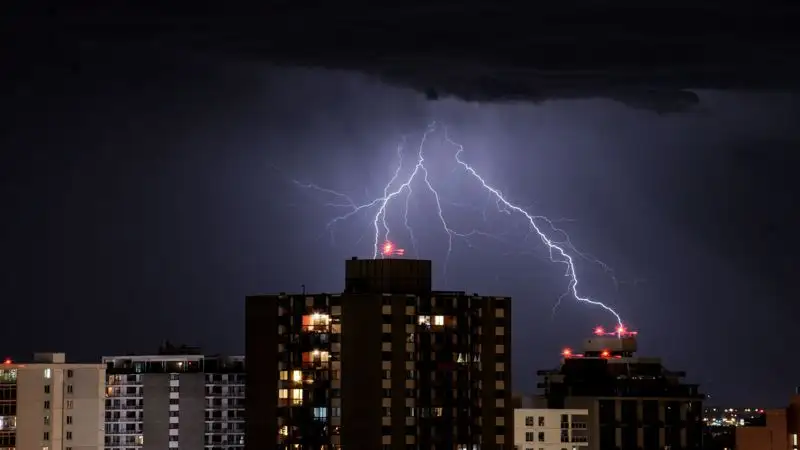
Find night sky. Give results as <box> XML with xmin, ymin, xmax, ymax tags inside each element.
<box><xmin>3</xmin><ymin>9</ymin><xmax>800</xmax><ymax>409</ymax></box>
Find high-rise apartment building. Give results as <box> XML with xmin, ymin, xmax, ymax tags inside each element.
<box><xmin>246</xmin><ymin>257</ymin><xmax>512</xmax><ymax>450</ymax></box>
<box><xmin>0</xmin><ymin>352</ymin><xmax>106</xmax><ymax>450</ymax></box>
<box><xmin>102</xmin><ymin>345</ymin><xmax>244</xmax><ymax>450</ymax></box>
<box><xmin>537</xmin><ymin>327</ymin><xmax>705</xmax><ymax>450</ymax></box>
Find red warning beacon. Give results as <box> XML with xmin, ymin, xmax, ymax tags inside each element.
<box><xmin>381</xmin><ymin>241</ymin><xmax>405</xmax><ymax>257</ymax></box>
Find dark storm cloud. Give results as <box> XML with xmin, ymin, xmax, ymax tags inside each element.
<box><xmin>11</xmin><ymin>2</ymin><xmax>800</xmax><ymax>112</ymax></box>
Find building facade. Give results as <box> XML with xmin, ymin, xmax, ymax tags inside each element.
<box><xmin>735</xmin><ymin>393</ymin><xmax>800</xmax><ymax>450</ymax></box>
<box><xmin>102</xmin><ymin>348</ymin><xmax>244</xmax><ymax>450</ymax></box>
<box><xmin>246</xmin><ymin>257</ymin><xmax>512</xmax><ymax>450</ymax></box>
<box><xmin>537</xmin><ymin>328</ymin><xmax>705</xmax><ymax>450</ymax></box>
<box><xmin>0</xmin><ymin>352</ymin><xmax>105</xmax><ymax>450</ymax></box>
<box><xmin>513</xmin><ymin>408</ymin><xmax>589</xmax><ymax>450</ymax></box>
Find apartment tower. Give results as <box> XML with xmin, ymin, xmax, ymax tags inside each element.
<box><xmin>246</xmin><ymin>257</ymin><xmax>512</xmax><ymax>450</ymax></box>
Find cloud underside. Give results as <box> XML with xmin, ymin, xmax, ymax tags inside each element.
<box><xmin>203</xmin><ymin>4</ymin><xmax>800</xmax><ymax>112</ymax></box>
<box><xmin>28</xmin><ymin>3</ymin><xmax>800</xmax><ymax>112</ymax></box>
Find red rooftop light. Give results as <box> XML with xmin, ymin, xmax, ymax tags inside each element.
<box><xmin>600</xmin><ymin>350</ymin><xmax>610</xmax><ymax>358</ymax></box>
<box><xmin>562</xmin><ymin>348</ymin><xmax>572</xmax><ymax>357</ymax></box>
<box><xmin>3</xmin><ymin>358</ymin><xmax>11</xmax><ymax>364</ymax></box>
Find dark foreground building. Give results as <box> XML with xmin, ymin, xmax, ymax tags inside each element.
<box><xmin>246</xmin><ymin>257</ymin><xmax>512</xmax><ymax>450</ymax></box>
<box><xmin>537</xmin><ymin>328</ymin><xmax>705</xmax><ymax>450</ymax></box>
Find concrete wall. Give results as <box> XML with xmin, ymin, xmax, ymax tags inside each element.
<box><xmin>736</xmin><ymin>409</ymin><xmax>789</xmax><ymax>450</ymax></box>
<box><xmin>177</xmin><ymin>373</ymin><xmax>206</xmax><ymax>450</ymax></box>
<box><xmin>15</xmin><ymin>362</ymin><xmax>105</xmax><ymax>450</ymax></box>
<box><xmin>142</xmin><ymin>374</ymin><xmax>170</xmax><ymax>450</ymax></box>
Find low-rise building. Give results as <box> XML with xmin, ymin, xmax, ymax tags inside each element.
<box><xmin>0</xmin><ymin>352</ymin><xmax>106</xmax><ymax>450</ymax></box>
<box><xmin>513</xmin><ymin>408</ymin><xmax>590</xmax><ymax>450</ymax></box>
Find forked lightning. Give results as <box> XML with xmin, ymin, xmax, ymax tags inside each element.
<box><xmin>294</xmin><ymin>122</ymin><xmax>623</xmax><ymax>326</ymax></box>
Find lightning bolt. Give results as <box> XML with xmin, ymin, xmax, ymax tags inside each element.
<box><xmin>442</xmin><ymin>126</ymin><xmax>623</xmax><ymax>326</ymax></box>
<box><xmin>293</xmin><ymin>122</ymin><xmax>623</xmax><ymax>326</ymax></box>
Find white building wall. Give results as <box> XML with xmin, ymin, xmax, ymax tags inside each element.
<box><xmin>514</xmin><ymin>408</ymin><xmax>590</xmax><ymax>450</ymax></box>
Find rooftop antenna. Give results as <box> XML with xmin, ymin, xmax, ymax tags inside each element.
<box><xmin>301</xmin><ymin>284</ymin><xmax>306</xmax><ymax>295</ymax></box>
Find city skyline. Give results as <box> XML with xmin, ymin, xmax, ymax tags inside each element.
<box><xmin>4</xmin><ymin>12</ymin><xmax>800</xmax><ymax>410</ymax></box>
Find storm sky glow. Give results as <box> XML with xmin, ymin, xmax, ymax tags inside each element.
<box><xmin>295</xmin><ymin>122</ymin><xmax>625</xmax><ymax>326</ymax></box>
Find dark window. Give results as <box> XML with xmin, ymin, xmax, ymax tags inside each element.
<box><xmin>621</xmin><ymin>400</ymin><xmax>637</xmax><ymax>424</ymax></box>
<box><xmin>666</xmin><ymin>426</ymin><xmax>681</xmax><ymax>447</ymax></box>
<box><xmin>642</xmin><ymin>400</ymin><xmax>659</xmax><ymax>424</ymax></box>
<box><xmin>665</xmin><ymin>401</ymin><xmax>681</xmax><ymax>425</ymax></box>
<box><xmin>643</xmin><ymin>426</ymin><xmax>659</xmax><ymax>449</ymax></box>
<box><xmin>621</xmin><ymin>426</ymin><xmax>637</xmax><ymax>449</ymax></box>
<box><xmin>599</xmin><ymin>424</ymin><xmax>615</xmax><ymax>449</ymax></box>
<box><xmin>598</xmin><ymin>400</ymin><xmax>616</xmax><ymax>425</ymax></box>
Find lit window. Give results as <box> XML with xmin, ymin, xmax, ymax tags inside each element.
<box><xmin>433</xmin><ymin>315</ymin><xmax>444</xmax><ymax>326</ymax></box>
<box><xmin>303</xmin><ymin>350</ymin><xmax>330</xmax><ymax>364</ymax></box>
<box><xmin>135</xmin><ymin>436</ymin><xmax>144</xmax><ymax>445</ymax></box>
<box><xmin>313</xmin><ymin>407</ymin><xmax>327</xmax><ymax>419</ymax></box>
<box><xmin>0</xmin><ymin>369</ymin><xmax>17</xmax><ymax>382</ymax></box>
<box><xmin>418</xmin><ymin>315</ymin><xmax>431</xmax><ymax>326</ymax></box>
<box><xmin>302</xmin><ymin>313</ymin><xmax>331</xmax><ymax>331</ymax></box>
<box><xmin>292</xmin><ymin>370</ymin><xmax>302</xmax><ymax>383</ymax></box>
<box><xmin>279</xmin><ymin>371</ymin><xmax>288</xmax><ymax>381</ymax></box>
<box><xmin>43</xmin><ymin>368</ymin><xmax>51</xmax><ymax>379</ymax></box>
<box><xmin>279</xmin><ymin>426</ymin><xmax>288</xmax><ymax>437</ymax></box>
<box><xmin>291</xmin><ymin>389</ymin><xmax>303</xmax><ymax>405</ymax></box>
<box><xmin>279</xmin><ymin>389</ymin><xmax>288</xmax><ymax>399</ymax></box>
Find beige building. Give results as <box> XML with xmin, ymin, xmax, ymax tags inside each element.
<box><xmin>0</xmin><ymin>352</ymin><xmax>105</xmax><ymax>450</ymax></box>
<box><xmin>514</xmin><ymin>408</ymin><xmax>590</xmax><ymax>450</ymax></box>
